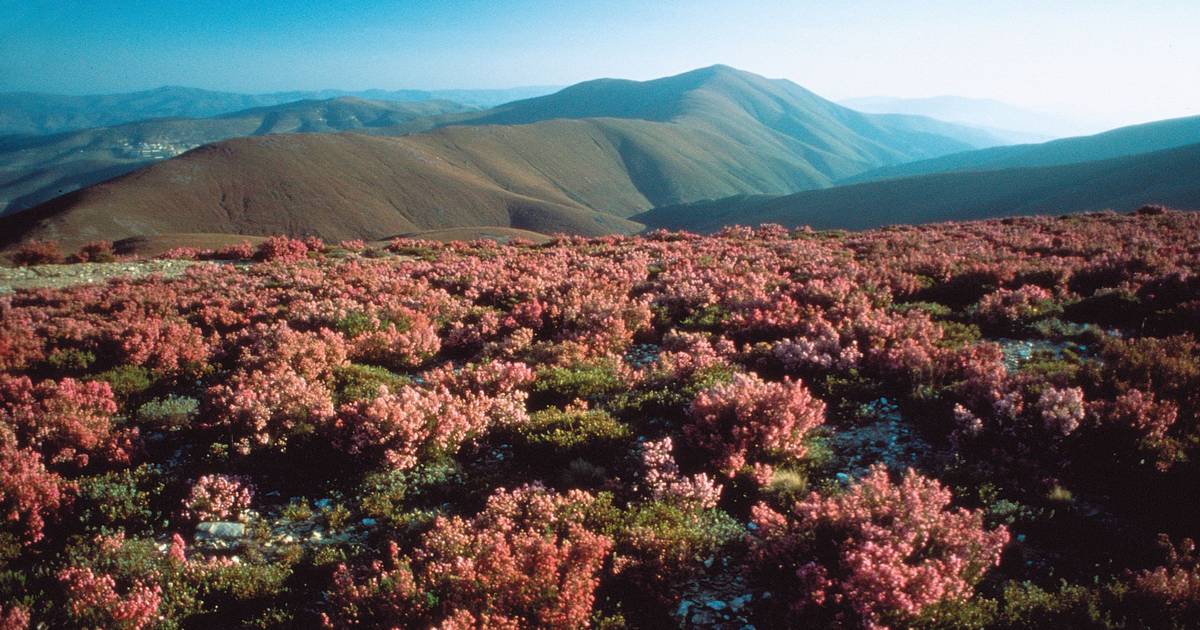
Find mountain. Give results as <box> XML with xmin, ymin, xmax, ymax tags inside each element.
<box><xmin>633</xmin><ymin>142</ymin><xmax>1200</xmax><ymax>232</ymax></box>
<box><xmin>840</xmin><ymin>95</ymin><xmax>1083</xmax><ymax>141</ymax></box>
<box><xmin>1</xmin><ymin>65</ymin><xmax>1016</xmax><ymax>248</ymax></box>
<box><xmin>0</xmin><ymin>98</ymin><xmax>473</xmax><ymax>216</ymax></box>
<box><xmin>0</xmin><ymin>85</ymin><xmax>558</xmax><ymax>136</ymax></box>
<box><xmin>845</xmin><ymin>115</ymin><xmax>1200</xmax><ymax>184</ymax></box>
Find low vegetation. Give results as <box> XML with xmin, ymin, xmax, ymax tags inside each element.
<box><xmin>0</xmin><ymin>210</ymin><xmax>1197</xmax><ymax>628</ymax></box>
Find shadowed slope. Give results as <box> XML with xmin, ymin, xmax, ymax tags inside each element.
<box><xmin>1</xmin><ymin>132</ymin><xmax>641</xmax><ymax>248</ymax></box>
<box><xmin>634</xmin><ymin>142</ymin><xmax>1200</xmax><ymax>232</ymax></box>
<box><xmin>846</xmin><ymin>115</ymin><xmax>1200</xmax><ymax>184</ymax></box>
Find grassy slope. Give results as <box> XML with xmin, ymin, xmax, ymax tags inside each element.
<box><xmin>634</xmin><ymin>142</ymin><xmax>1200</xmax><ymax>232</ymax></box>
<box><xmin>0</xmin><ymin>98</ymin><xmax>471</xmax><ymax>215</ymax></box>
<box><xmin>846</xmin><ymin>115</ymin><xmax>1200</xmax><ymax>183</ymax></box>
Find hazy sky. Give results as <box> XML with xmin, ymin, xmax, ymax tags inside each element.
<box><xmin>1</xmin><ymin>0</ymin><xmax>1196</xmax><ymax>128</ymax></box>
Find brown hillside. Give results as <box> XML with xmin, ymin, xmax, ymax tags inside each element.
<box><xmin>3</xmin><ymin>131</ymin><xmax>643</xmax><ymax>247</ymax></box>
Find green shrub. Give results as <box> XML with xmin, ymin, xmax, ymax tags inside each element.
<box><xmin>513</xmin><ymin>408</ymin><xmax>631</xmax><ymax>460</ymax></box>
<box><xmin>137</xmin><ymin>394</ymin><xmax>199</xmax><ymax>430</ymax></box>
<box><xmin>531</xmin><ymin>359</ymin><xmax>626</xmax><ymax>407</ymax></box>
<box><xmin>46</xmin><ymin>348</ymin><xmax>97</xmax><ymax>373</ymax></box>
<box><xmin>333</xmin><ymin>363</ymin><xmax>410</xmax><ymax>404</ymax></box>
<box><xmin>92</xmin><ymin>365</ymin><xmax>154</xmax><ymax>401</ymax></box>
<box><xmin>75</xmin><ymin>464</ymin><xmax>167</xmax><ymax>535</ymax></box>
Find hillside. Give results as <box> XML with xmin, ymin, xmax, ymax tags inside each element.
<box><xmin>0</xmin><ymin>131</ymin><xmax>644</xmax><ymax>247</ymax></box>
<box><xmin>846</xmin><ymin>114</ymin><xmax>1200</xmax><ymax>184</ymax></box>
<box><xmin>634</xmin><ymin>141</ymin><xmax>1200</xmax><ymax>232</ymax></box>
<box><xmin>0</xmin><ymin>85</ymin><xmax>557</xmax><ymax>135</ymax></box>
<box><xmin>2</xmin><ymin>66</ymin><xmax>1015</xmax><ymax>246</ymax></box>
<box><xmin>0</xmin><ymin>98</ymin><xmax>471</xmax><ymax>215</ymax></box>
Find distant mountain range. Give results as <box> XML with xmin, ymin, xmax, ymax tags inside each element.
<box><xmin>0</xmin><ymin>98</ymin><xmax>472</xmax><ymax>215</ymax></box>
<box><xmin>1</xmin><ymin>65</ymin><xmax>1015</xmax><ymax>247</ymax></box>
<box><xmin>0</xmin><ymin>85</ymin><xmax>561</xmax><ymax>136</ymax></box>
<box><xmin>842</xmin><ymin>114</ymin><xmax>1200</xmax><ymax>184</ymax></box>
<box><xmin>634</xmin><ymin>139</ymin><xmax>1200</xmax><ymax>232</ymax></box>
<box><xmin>840</xmin><ymin>95</ymin><xmax>1086</xmax><ymax>141</ymax></box>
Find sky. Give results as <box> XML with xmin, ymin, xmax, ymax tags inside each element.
<box><xmin>1</xmin><ymin>0</ymin><xmax>1197</xmax><ymax>129</ymax></box>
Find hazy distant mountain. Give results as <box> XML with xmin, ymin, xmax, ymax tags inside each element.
<box><xmin>840</xmin><ymin>95</ymin><xmax>1085</xmax><ymax>141</ymax></box>
<box><xmin>634</xmin><ymin>142</ymin><xmax>1200</xmax><ymax>232</ymax></box>
<box><xmin>0</xmin><ymin>85</ymin><xmax>558</xmax><ymax>135</ymax></box>
<box><xmin>2</xmin><ymin>65</ymin><xmax>1013</xmax><ymax>247</ymax></box>
<box><xmin>0</xmin><ymin>97</ymin><xmax>472</xmax><ymax>215</ymax></box>
<box><xmin>844</xmin><ymin>114</ymin><xmax>1200</xmax><ymax>184</ymax></box>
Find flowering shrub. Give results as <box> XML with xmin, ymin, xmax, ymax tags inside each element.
<box><xmin>58</xmin><ymin>566</ymin><xmax>162</xmax><ymax>630</ymax></box>
<box><xmin>324</xmin><ymin>485</ymin><xmax>611</xmax><ymax>629</ymax></box>
<box><xmin>640</xmin><ymin>437</ymin><xmax>722</xmax><ymax>508</ymax></box>
<box><xmin>0</xmin><ymin>428</ymin><xmax>68</xmax><ymax>544</ymax></box>
<box><xmin>686</xmin><ymin>372</ymin><xmax>825</xmax><ymax>475</ymax></box>
<box><xmin>1038</xmin><ymin>386</ymin><xmax>1086</xmax><ymax>436</ymax></box>
<box><xmin>255</xmin><ymin>235</ymin><xmax>311</xmax><ymax>262</ymax></box>
<box><xmin>0</xmin><ymin>606</ymin><xmax>29</xmax><ymax>630</ymax></box>
<box><xmin>750</xmin><ymin>465</ymin><xmax>1009</xmax><ymax>629</ymax></box>
<box><xmin>73</xmin><ymin>240</ymin><xmax>117</xmax><ymax>263</ymax></box>
<box><xmin>974</xmin><ymin>285</ymin><xmax>1057</xmax><ymax>328</ymax></box>
<box><xmin>181</xmin><ymin>474</ymin><xmax>254</xmax><ymax>521</ymax></box>
<box><xmin>1</xmin><ymin>212</ymin><xmax>1198</xmax><ymax>627</ymax></box>
<box><xmin>0</xmin><ymin>375</ymin><xmax>128</xmax><ymax>467</ymax></box>
<box><xmin>10</xmin><ymin>240</ymin><xmax>63</xmax><ymax>265</ymax></box>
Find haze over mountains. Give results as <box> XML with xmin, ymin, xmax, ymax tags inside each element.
<box><xmin>0</xmin><ymin>98</ymin><xmax>472</xmax><ymax>215</ymax></box>
<box><xmin>1</xmin><ymin>64</ymin><xmax>1196</xmax><ymax>250</ymax></box>
<box><xmin>840</xmin><ymin>96</ymin><xmax>1085</xmax><ymax>142</ymax></box>
<box><xmin>1</xmin><ymin>65</ymin><xmax>1016</xmax><ymax>247</ymax></box>
<box><xmin>0</xmin><ymin>85</ymin><xmax>560</xmax><ymax>136</ymax></box>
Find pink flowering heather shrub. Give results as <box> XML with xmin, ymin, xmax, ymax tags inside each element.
<box><xmin>58</xmin><ymin>566</ymin><xmax>162</xmax><ymax>630</ymax></box>
<box><xmin>119</xmin><ymin>317</ymin><xmax>211</xmax><ymax>374</ymax></box>
<box><xmin>10</xmin><ymin>240</ymin><xmax>63</xmax><ymax>266</ymax></box>
<box><xmin>324</xmin><ymin>485</ymin><xmax>611</xmax><ymax>629</ymax></box>
<box><xmin>346</xmin><ymin>311</ymin><xmax>441</xmax><ymax>369</ymax></box>
<box><xmin>211</xmin><ymin>241</ymin><xmax>255</xmax><ymax>260</ymax></box>
<box><xmin>208</xmin><ymin>363</ymin><xmax>336</xmax><ymax>454</ymax></box>
<box><xmin>182</xmin><ymin>474</ymin><xmax>254</xmax><ymax>521</ymax></box>
<box><xmin>974</xmin><ymin>285</ymin><xmax>1057</xmax><ymax>327</ymax></box>
<box><xmin>207</xmin><ymin>324</ymin><xmax>347</xmax><ymax>452</ymax></box>
<box><xmin>641</xmin><ymin>437</ymin><xmax>722</xmax><ymax>509</ymax></box>
<box><xmin>0</xmin><ymin>428</ymin><xmax>69</xmax><ymax>544</ymax></box>
<box><xmin>772</xmin><ymin>319</ymin><xmax>862</xmax><ymax>373</ymax></box>
<box><xmin>686</xmin><ymin>372</ymin><xmax>825</xmax><ymax>476</ymax></box>
<box><xmin>0</xmin><ymin>605</ymin><xmax>28</xmax><ymax>630</ymax></box>
<box><xmin>1101</xmin><ymin>388</ymin><xmax>1180</xmax><ymax>441</ymax></box>
<box><xmin>335</xmin><ymin>362</ymin><xmax>532</xmax><ymax>469</ymax></box>
<box><xmin>0</xmin><ymin>375</ymin><xmax>128</xmax><ymax>467</ymax></box>
<box><xmin>255</xmin><ymin>235</ymin><xmax>310</xmax><ymax>262</ymax></box>
<box><xmin>750</xmin><ymin>465</ymin><xmax>1009</xmax><ymax>629</ymax></box>
<box><xmin>1038</xmin><ymin>386</ymin><xmax>1087</xmax><ymax>436</ymax></box>
<box><xmin>72</xmin><ymin>240</ymin><xmax>117</xmax><ymax>263</ymax></box>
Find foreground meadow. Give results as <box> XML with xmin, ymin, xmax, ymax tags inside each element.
<box><xmin>1</xmin><ymin>209</ymin><xmax>1198</xmax><ymax>629</ymax></box>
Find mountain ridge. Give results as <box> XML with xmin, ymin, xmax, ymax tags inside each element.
<box><xmin>2</xmin><ymin>65</ymin><xmax>1013</xmax><ymax>247</ymax></box>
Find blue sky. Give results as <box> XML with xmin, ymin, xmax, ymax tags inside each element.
<box><xmin>1</xmin><ymin>0</ymin><xmax>1197</xmax><ymax>127</ymax></box>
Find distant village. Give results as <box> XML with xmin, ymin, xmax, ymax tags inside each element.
<box><xmin>117</xmin><ymin>140</ymin><xmax>198</xmax><ymax>159</ymax></box>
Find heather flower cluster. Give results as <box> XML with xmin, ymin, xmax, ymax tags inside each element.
<box><xmin>0</xmin><ymin>210</ymin><xmax>1197</xmax><ymax>627</ymax></box>
<box><xmin>751</xmin><ymin>466</ymin><xmax>1009</xmax><ymax>629</ymax></box>
<box><xmin>686</xmin><ymin>372</ymin><xmax>826</xmax><ymax>476</ymax></box>
<box><xmin>181</xmin><ymin>474</ymin><xmax>254</xmax><ymax>522</ymax></box>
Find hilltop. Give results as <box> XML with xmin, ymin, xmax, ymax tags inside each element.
<box><xmin>2</xmin><ymin>66</ymin><xmax>1007</xmax><ymax>247</ymax></box>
